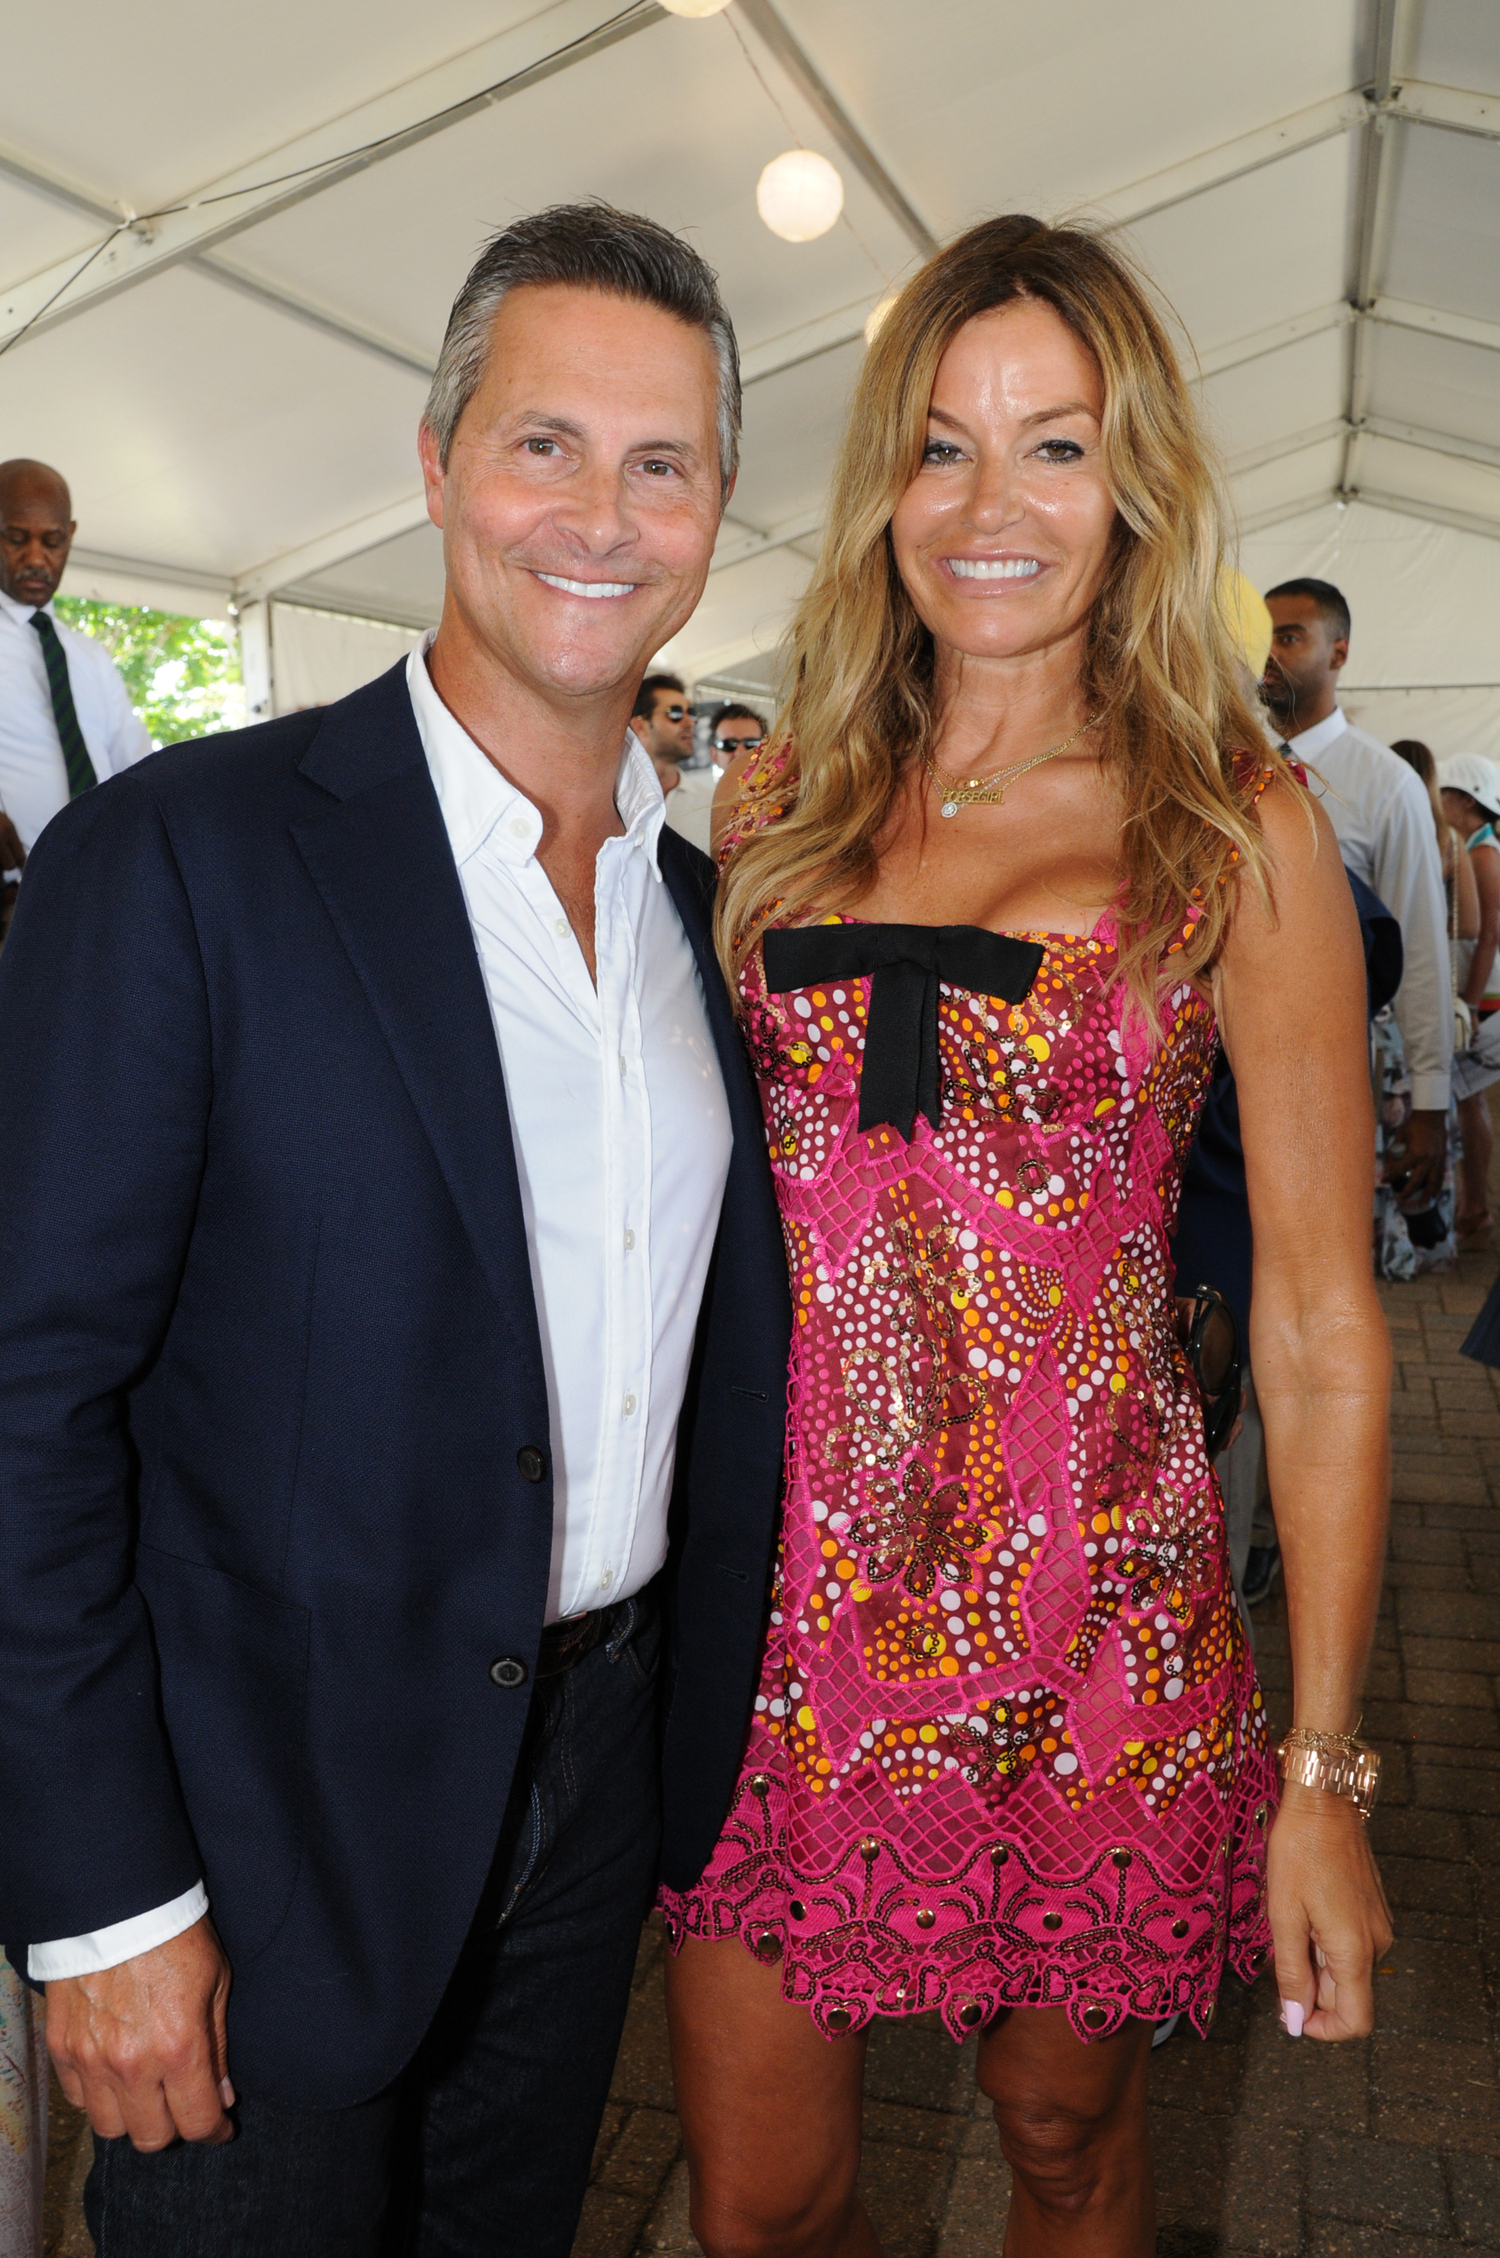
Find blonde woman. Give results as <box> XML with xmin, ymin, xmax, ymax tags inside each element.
<box><xmin>660</xmin><ymin>217</ymin><xmax>1392</xmax><ymax>2258</ymax></box>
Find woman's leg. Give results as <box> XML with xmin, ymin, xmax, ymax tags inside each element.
<box><xmin>976</xmin><ymin>2006</ymin><xmax>1155</xmax><ymax>2257</ymax></box>
<box><xmin>1457</xmin><ymin>1091</ymin><xmax>1493</xmax><ymax>1231</ymax></box>
<box><xmin>665</xmin><ymin>1935</ymin><xmax>882</xmax><ymax>2258</ymax></box>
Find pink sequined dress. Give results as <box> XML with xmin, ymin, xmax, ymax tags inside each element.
<box><xmin>659</xmin><ymin>756</ymin><xmax>1279</xmax><ymax>2045</ymax></box>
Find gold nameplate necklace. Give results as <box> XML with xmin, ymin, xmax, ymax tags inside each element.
<box><xmin>919</xmin><ymin>714</ymin><xmax>1097</xmax><ymax>819</ymax></box>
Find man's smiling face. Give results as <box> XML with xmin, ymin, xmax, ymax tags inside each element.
<box><xmin>420</xmin><ymin>284</ymin><xmax>727</xmax><ymax>707</ymax></box>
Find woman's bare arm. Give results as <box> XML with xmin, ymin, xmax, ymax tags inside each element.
<box><xmin>1217</xmin><ymin>782</ymin><xmax>1393</xmax><ymax>2040</ymax></box>
<box><xmin>1453</xmin><ymin>827</ymin><xmax>1480</xmax><ymax>944</ymax></box>
<box><xmin>1465</xmin><ymin>840</ymin><xmax>1500</xmax><ymax>1005</ymax></box>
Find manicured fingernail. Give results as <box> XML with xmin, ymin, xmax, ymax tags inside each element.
<box><xmin>1280</xmin><ymin>2000</ymin><xmax>1304</xmax><ymax>2038</ymax></box>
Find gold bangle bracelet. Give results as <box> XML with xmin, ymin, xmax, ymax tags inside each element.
<box><xmin>1275</xmin><ymin>1727</ymin><xmax>1381</xmax><ymax>1820</ymax></box>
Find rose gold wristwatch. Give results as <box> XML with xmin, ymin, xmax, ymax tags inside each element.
<box><xmin>1276</xmin><ymin>1727</ymin><xmax>1382</xmax><ymax>1820</ymax></box>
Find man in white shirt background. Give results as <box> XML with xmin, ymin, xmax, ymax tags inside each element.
<box><xmin>1262</xmin><ymin>576</ymin><xmax>1451</xmax><ymax>1205</ymax></box>
<box><xmin>0</xmin><ymin>458</ymin><xmax>152</xmax><ymax>902</ymax></box>
<box><xmin>0</xmin><ymin>205</ymin><xmax>790</xmax><ymax>2255</ymax></box>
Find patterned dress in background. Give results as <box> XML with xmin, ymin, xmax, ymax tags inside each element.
<box><xmin>660</xmin><ymin>756</ymin><xmax>1279</xmax><ymax>2044</ymax></box>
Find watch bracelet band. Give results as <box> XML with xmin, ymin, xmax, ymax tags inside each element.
<box><xmin>1276</xmin><ymin>1727</ymin><xmax>1381</xmax><ymax>1818</ymax></box>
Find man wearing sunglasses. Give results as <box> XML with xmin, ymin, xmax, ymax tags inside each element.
<box><xmin>631</xmin><ymin>672</ymin><xmax>694</xmax><ymax>768</ymax></box>
<box><xmin>663</xmin><ymin>701</ymin><xmax>766</xmax><ymax>855</ymax></box>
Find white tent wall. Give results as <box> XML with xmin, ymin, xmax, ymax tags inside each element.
<box><xmin>266</xmin><ymin>603</ymin><xmax>423</xmax><ymax>714</ymax></box>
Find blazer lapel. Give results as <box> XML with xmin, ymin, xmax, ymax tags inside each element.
<box><xmin>291</xmin><ymin>666</ymin><xmax>545</xmax><ymax>1391</ymax></box>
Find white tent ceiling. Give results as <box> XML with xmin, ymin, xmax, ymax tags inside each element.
<box><xmin>2</xmin><ymin>0</ymin><xmax>1497</xmax><ymax>716</ymax></box>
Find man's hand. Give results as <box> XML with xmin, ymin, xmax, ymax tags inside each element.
<box><xmin>46</xmin><ymin>1915</ymin><xmax>234</xmax><ymax>2150</ymax></box>
<box><xmin>1385</xmin><ymin>1107</ymin><xmax>1447</xmax><ymax>1208</ymax></box>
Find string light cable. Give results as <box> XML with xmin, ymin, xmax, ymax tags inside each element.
<box><xmin>718</xmin><ymin>5</ymin><xmax>889</xmax><ymax>278</ymax></box>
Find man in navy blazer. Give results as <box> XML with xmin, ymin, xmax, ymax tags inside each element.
<box><xmin>0</xmin><ymin>206</ymin><xmax>789</xmax><ymax>2254</ymax></box>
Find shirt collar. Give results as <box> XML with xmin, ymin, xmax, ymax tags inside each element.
<box><xmin>405</xmin><ymin>638</ymin><xmax>665</xmax><ymax>878</ymax></box>
<box><xmin>1282</xmin><ymin>705</ymin><xmax>1347</xmax><ymax>762</ymax></box>
<box><xmin>0</xmin><ymin>588</ymin><xmax>54</xmax><ymax>626</ymax></box>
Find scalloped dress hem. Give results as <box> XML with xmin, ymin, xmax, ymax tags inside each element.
<box><xmin>658</xmin><ymin>1748</ymin><xmax>1278</xmax><ymax>2049</ymax></box>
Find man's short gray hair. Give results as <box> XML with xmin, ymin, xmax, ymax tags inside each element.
<box><xmin>424</xmin><ymin>203</ymin><xmax>741</xmax><ymax>502</ymax></box>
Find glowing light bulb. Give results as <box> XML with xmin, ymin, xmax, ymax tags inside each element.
<box><xmin>756</xmin><ymin>149</ymin><xmax>844</xmax><ymax>243</ymax></box>
<box><xmin>658</xmin><ymin>0</ymin><xmax>732</xmax><ymax>14</ymax></box>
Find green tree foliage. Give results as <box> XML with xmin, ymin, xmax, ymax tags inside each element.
<box><xmin>53</xmin><ymin>598</ymin><xmax>244</xmax><ymax>747</ymax></box>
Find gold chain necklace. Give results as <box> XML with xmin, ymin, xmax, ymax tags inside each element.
<box><xmin>920</xmin><ymin>715</ymin><xmax>1096</xmax><ymax>819</ymax></box>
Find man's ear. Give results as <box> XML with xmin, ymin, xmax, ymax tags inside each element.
<box><xmin>1329</xmin><ymin>634</ymin><xmax>1349</xmax><ymax>676</ymax></box>
<box><xmin>418</xmin><ymin>423</ymin><xmax>446</xmax><ymax>530</ymax></box>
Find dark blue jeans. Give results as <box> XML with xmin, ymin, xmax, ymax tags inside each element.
<box><xmin>85</xmin><ymin>1595</ymin><xmax>661</xmax><ymax>2257</ymax></box>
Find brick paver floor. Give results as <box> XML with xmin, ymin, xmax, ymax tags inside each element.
<box><xmin>43</xmin><ymin>1252</ymin><xmax>1500</xmax><ymax>2256</ymax></box>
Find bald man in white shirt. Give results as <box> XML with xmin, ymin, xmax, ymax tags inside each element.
<box><xmin>0</xmin><ymin>461</ymin><xmax>151</xmax><ymax>892</ymax></box>
<box><xmin>1263</xmin><ymin>576</ymin><xmax>1450</xmax><ymax>1206</ymax></box>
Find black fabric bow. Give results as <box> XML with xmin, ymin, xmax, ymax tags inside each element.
<box><xmin>762</xmin><ymin>924</ymin><xmax>1045</xmax><ymax>1139</ymax></box>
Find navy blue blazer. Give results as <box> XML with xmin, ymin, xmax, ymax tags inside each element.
<box><xmin>0</xmin><ymin>662</ymin><xmax>790</xmax><ymax>2107</ymax></box>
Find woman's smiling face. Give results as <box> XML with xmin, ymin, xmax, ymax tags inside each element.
<box><xmin>889</xmin><ymin>296</ymin><xmax>1118</xmax><ymax>669</ymax></box>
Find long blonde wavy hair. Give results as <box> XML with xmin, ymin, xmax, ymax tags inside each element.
<box><xmin>715</xmin><ymin>213</ymin><xmax>1288</xmax><ymax>1010</ymax></box>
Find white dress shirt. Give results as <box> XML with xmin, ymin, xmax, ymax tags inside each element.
<box><xmin>0</xmin><ymin>588</ymin><xmax>152</xmax><ymax>864</ymax></box>
<box><xmin>1289</xmin><ymin>705</ymin><xmax>1452</xmax><ymax>1114</ymax></box>
<box><xmin>29</xmin><ymin>646</ymin><xmax>733</xmax><ymax>1982</ymax></box>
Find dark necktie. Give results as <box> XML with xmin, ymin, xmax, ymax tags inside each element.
<box><xmin>762</xmin><ymin>923</ymin><xmax>1044</xmax><ymax>1139</ymax></box>
<box><xmin>29</xmin><ymin>610</ymin><xmax>97</xmax><ymax>797</ymax></box>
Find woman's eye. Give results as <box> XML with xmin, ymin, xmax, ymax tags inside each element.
<box><xmin>922</xmin><ymin>440</ymin><xmax>963</xmax><ymax>464</ymax></box>
<box><xmin>1036</xmin><ymin>438</ymin><xmax>1084</xmax><ymax>463</ymax></box>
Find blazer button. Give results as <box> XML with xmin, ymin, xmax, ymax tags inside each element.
<box><xmin>516</xmin><ymin>1445</ymin><xmax>547</xmax><ymax>1483</ymax></box>
<box><xmin>489</xmin><ymin>1656</ymin><xmax>529</xmax><ymax>1689</ymax></box>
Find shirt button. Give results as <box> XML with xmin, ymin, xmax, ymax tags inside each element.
<box><xmin>619</xmin><ymin>1054</ymin><xmax>628</xmax><ymax>1080</ymax></box>
<box><xmin>489</xmin><ymin>1655</ymin><xmax>528</xmax><ymax>1689</ymax></box>
<box><xmin>554</xmin><ymin>917</ymin><xmax>569</xmax><ymax>938</ymax></box>
<box><xmin>516</xmin><ymin>1445</ymin><xmax>547</xmax><ymax>1483</ymax></box>
<box><xmin>598</xmin><ymin>1567</ymin><xmax>614</xmax><ymax>1592</ymax></box>
<box><xmin>623</xmin><ymin>1228</ymin><xmax>636</xmax><ymax>1251</ymax></box>
<box><xmin>510</xmin><ymin>817</ymin><xmax>529</xmax><ymax>840</ymax></box>
<box><xmin>622</xmin><ymin>1393</ymin><xmax>637</xmax><ymax>1417</ymax></box>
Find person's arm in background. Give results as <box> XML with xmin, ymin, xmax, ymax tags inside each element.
<box><xmin>0</xmin><ymin>780</ymin><xmax>232</xmax><ymax>2148</ymax></box>
<box><xmin>1463</xmin><ymin>839</ymin><xmax>1500</xmax><ymax>1008</ymax></box>
<box><xmin>0</xmin><ymin>813</ymin><xmax>23</xmax><ymax>933</ymax></box>
<box><xmin>1220</xmin><ymin>779</ymin><xmax>1393</xmax><ymax>2040</ymax></box>
<box><xmin>1369</xmin><ymin>765</ymin><xmax>1452</xmax><ymax>1202</ymax></box>
<box><xmin>1452</xmin><ymin>827</ymin><xmax>1480</xmax><ymax>945</ymax></box>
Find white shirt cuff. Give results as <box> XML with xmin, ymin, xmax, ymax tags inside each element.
<box><xmin>27</xmin><ymin>1881</ymin><xmax>209</xmax><ymax>1982</ymax></box>
<box><xmin>1407</xmin><ymin>1074</ymin><xmax>1452</xmax><ymax>1115</ymax></box>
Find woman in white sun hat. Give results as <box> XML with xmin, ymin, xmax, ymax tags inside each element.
<box><xmin>1439</xmin><ymin>752</ymin><xmax>1500</xmax><ymax>1235</ymax></box>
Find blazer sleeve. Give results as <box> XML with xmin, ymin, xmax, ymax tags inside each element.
<box><xmin>0</xmin><ymin>776</ymin><xmax>209</xmax><ymax>1941</ymax></box>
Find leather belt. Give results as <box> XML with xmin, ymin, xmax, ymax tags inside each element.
<box><xmin>535</xmin><ymin>1591</ymin><xmax>649</xmax><ymax>1679</ymax></box>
